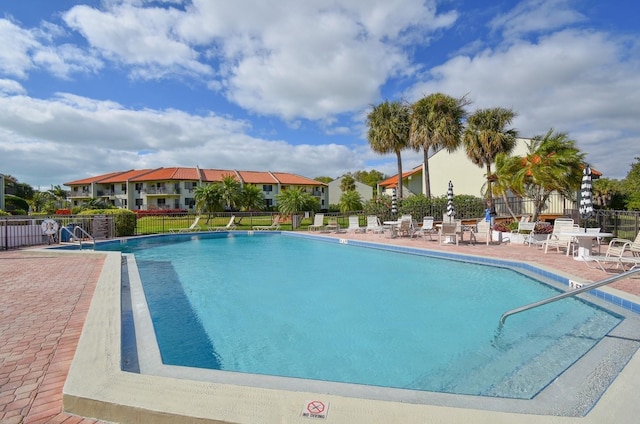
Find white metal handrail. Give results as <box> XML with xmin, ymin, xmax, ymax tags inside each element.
<box><xmin>59</xmin><ymin>225</ymin><xmax>96</xmax><ymax>250</ymax></box>
<box><xmin>499</xmin><ymin>268</ymin><xmax>640</xmax><ymax>325</ymax></box>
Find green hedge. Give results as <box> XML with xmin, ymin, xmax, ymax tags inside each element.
<box><xmin>78</xmin><ymin>209</ymin><xmax>137</xmax><ymax>237</ymax></box>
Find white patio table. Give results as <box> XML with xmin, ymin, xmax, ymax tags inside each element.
<box><xmin>560</xmin><ymin>231</ymin><xmax>613</xmax><ymax>261</ymax></box>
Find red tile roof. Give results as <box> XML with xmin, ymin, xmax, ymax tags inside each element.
<box><xmin>378</xmin><ymin>165</ymin><xmax>422</xmax><ymax>188</ymax></box>
<box><xmin>99</xmin><ymin>169</ymin><xmax>153</xmax><ymax>183</ymax></box>
<box><xmin>237</xmin><ymin>170</ymin><xmax>278</xmax><ymax>184</ymax></box>
<box><xmin>270</xmin><ymin>172</ymin><xmax>322</xmax><ymax>185</ymax></box>
<box><xmin>64</xmin><ymin>171</ymin><xmax>125</xmax><ymax>185</ymax></box>
<box><xmin>64</xmin><ymin>167</ymin><xmax>326</xmax><ymax>186</ymax></box>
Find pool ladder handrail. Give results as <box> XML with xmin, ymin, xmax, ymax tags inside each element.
<box><xmin>499</xmin><ymin>267</ymin><xmax>640</xmax><ymax>325</ymax></box>
<box><xmin>59</xmin><ymin>225</ymin><xmax>96</xmax><ymax>250</ymax></box>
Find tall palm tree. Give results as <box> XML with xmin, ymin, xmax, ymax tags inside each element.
<box><xmin>366</xmin><ymin>100</ymin><xmax>411</xmax><ymax>201</ymax></box>
<box><xmin>505</xmin><ymin>129</ymin><xmax>585</xmax><ymax>221</ymax></box>
<box><xmin>410</xmin><ymin>93</ymin><xmax>469</xmax><ymax>198</ymax></box>
<box><xmin>463</xmin><ymin>107</ymin><xmax>518</xmax><ymax>203</ymax></box>
<box><xmin>219</xmin><ymin>174</ymin><xmax>242</xmax><ymax>210</ymax></box>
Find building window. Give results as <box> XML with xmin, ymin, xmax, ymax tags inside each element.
<box><xmin>265</xmin><ymin>199</ymin><xmax>273</xmax><ymax>208</ymax></box>
<box><xmin>135</xmin><ymin>183</ymin><xmax>143</xmax><ymax>192</ymax></box>
<box><xmin>121</xmin><ymin>183</ymin><xmax>127</xmax><ymax>193</ymax></box>
<box><xmin>263</xmin><ymin>185</ymin><xmax>273</xmax><ymax>192</ymax></box>
<box><xmin>185</xmin><ymin>198</ymin><xmax>195</xmax><ymax>209</ymax></box>
<box><xmin>135</xmin><ymin>199</ymin><xmax>143</xmax><ymax>209</ymax></box>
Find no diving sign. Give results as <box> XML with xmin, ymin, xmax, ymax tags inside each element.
<box><xmin>302</xmin><ymin>400</ymin><xmax>329</xmax><ymax>419</ymax></box>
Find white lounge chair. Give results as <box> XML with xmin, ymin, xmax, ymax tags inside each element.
<box><xmin>585</xmin><ymin>237</ymin><xmax>640</xmax><ymax>273</ymax></box>
<box><xmin>324</xmin><ymin>217</ymin><xmax>340</xmax><ymax>233</ymax></box>
<box><xmin>412</xmin><ymin>217</ymin><xmax>436</xmax><ymax>240</ymax></box>
<box><xmin>308</xmin><ymin>213</ymin><xmax>325</xmax><ymax>231</ymax></box>
<box><xmin>365</xmin><ymin>216</ymin><xmax>384</xmax><ymax>235</ymax></box>
<box><xmin>169</xmin><ymin>216</ymin><xmax>201</xmax><ymax>233</ymax></box>
<box><xmin>542</xmin><ymin>218</ymin><xmax>576</xmax><ymax>255</ymax></box>
<box><xmin>347</xmin><ymin>216</ymin><xmax>365</xmax><ymax>233</ymax></box>
<box><xmin>209</xmin><ymin>215</ymin><xmax>237</xmax><ymax>231</ymax></box>
<box><xmin>390</xmin><ymin>217</ymin><xmax>413</xmax><ymax>238</ymax></box>
<box><xmin>513</xmin><ymin>221</ymin><xmax>537</xmax><ymax>246</ymax></box>
<box><xmin>439</xmin><ymin>222</ymin><xmax>459</xmax><ymax>245</ymax></box>
<box><xmin>253</xmin><ymin>215</ymin><xmax>281</xmax><ymax>231</ymax></box>
<box><xmin>470</xmin><ymin>219</ymin><xmax>492</xmax><ymax>245</ymax></box>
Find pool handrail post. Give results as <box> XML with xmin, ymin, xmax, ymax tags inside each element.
<box><xmin>499</xmin><ymin>267</ymin><xmax>640</xmax><ymax>325</ymax></box>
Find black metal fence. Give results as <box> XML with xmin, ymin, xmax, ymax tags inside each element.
<box><xmin>2</xmin><ymin>208</ymin><xmax>639</xmax><ymax>250</ymax></box>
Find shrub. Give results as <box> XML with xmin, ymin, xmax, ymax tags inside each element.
<box><xmin>78</xmin><ymin>209</ymin><xmax>137</xmax><ymax>237</ymax></box>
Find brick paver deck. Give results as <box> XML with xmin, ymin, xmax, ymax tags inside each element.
<box><xmin>0</xmin><ymin>251</ymin><xmax>107</xmax><ymax>424</ymax></box>
<box><xmin>0</xmin><ymin>233</ymin><xmax>638</xmax><ymax>424</ymax></box>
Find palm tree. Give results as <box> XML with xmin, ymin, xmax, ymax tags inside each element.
<box><xmin>463</xmin><ymin>107</ymin><xmax>518</xmax><ymax>203</ymax></box>
<box><xmin>239</xmin><ymin>184</ymin><xmax>265</xmax><ymax>211</ymax></box>
<box><xmin>409</xmin><ymin>93</ymin><xmax>469</xmax><ymax>198</ymax></box>
<box><xmin>486</xmin><ymin>152</ymin><xmax>520</xmax><ymax>220</ymax></box>
<box><xmin>219</xmin><ymin>175</ymin><xmax>242</xmax><ymax>210</ymax></box>
<box><xmin>339</xmin><ymin>190</ymin><xmax>363</xmax><ymax>212</ymax></box>
<box><xmin>276</xmin><ymin>188</ymin><xmax>319</xmax><ymax>229</ymax></box>
<box><xmin>366</xmin><ymin>100</ymin><xmax>411</xmax><ymax>201</ymax></box>
<box><xmin>194</xmin><ymin>184</ymin><xmax>223</xmax><ymax>223</ymax></box>
<box><xmin>275</xmin><ymin>188</ymin><xmax>319</xmax><ymax>215</ymax></box>
<box><xmin>340</xmin><ymin>174</ymin><xmax>356</xmax><ymax>192</ymax></box>
<box><xmin>505</xmin><ymin>129</ymin><xmax>585</xmax><ymax>221</ymax></box>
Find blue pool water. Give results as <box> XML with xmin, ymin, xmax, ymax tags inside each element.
<box><xmin>112</xmin><ymin>233</ymin><xmax>622</xmax><ymax>399</ymax></box>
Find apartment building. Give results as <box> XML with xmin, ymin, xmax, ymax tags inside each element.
<box><xmin>64</xmin><ymin>167</ymin><xmax>328</xmax><ymax>211</ymax></box>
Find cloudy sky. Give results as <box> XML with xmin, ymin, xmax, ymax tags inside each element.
<box><xmin>0</xmin><ymin>0</ymin><xmax>638</xmax><ymax>189</ymax></box>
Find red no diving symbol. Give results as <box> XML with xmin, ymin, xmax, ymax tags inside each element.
<box><xmin>307</xmin><ymin>400</ymin><xmax>325</xmax><ymax>414</ymax></box>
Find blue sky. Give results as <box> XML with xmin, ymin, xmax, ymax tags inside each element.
<box><xmin>0</xmin><ymin>0</ymin><xmax>638</xmax><ymax>190</ymax></box>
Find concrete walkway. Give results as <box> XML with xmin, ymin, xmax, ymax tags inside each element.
<box><xmin>0</xmin><ymin>232</ymin><xmax>638</xmax><ymax>423</ymax></box>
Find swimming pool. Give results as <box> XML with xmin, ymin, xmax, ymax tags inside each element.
<box><xmin>112</xmin><ymin>232</ymin><xmax>628</xmax><ymax>401</ymax></box>
<box><xmin>61</xmin><ymin>232</ymin><xmax>640</xmax><ymax>422</ymax></box>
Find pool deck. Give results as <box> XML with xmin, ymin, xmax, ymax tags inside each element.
<box><xmin>1</xmin><ymin>231</ymin><xmax>639</xmax><ymax>423</ymax></box>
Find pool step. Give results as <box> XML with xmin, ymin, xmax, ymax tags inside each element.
<box><xmin>486</xmin><ymin>312</ymin><xmax>619</xmax><ymax>398</ymax></box>
<box><xmin>408</xmin><ymin>311</ymin><xmax>575</xmax><ymax>396</ymax></box>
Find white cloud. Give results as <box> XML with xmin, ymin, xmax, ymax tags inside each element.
<box><xmin>61</xmin><ymin>0</ymin><xmax>456</xmax><ymax>121</ymax></box>
<box><xmin>0</xmin><ymin>79</ymin><xmax>26</xmax><ymax>95</ymax></box>
<box><xmin>490</xmin><ymin>0</ymin><xmax>586</xmax><ymax>39</ymax></box>
<box><xmin>0</xmin><ymin>18</ymin><xmax>39</xmax><ymax>78</ymax></box>
<box><xmin>406</xmin><ymin>28</ymin><xmax>640</xmax><ymax>179</ymax></box>
<box><xmin>0</xmin><ymin>91</ymin><xmax>364</xmax><ymax>186</ymax></box>
<box><xmin>63</xmin><ymin>4</ymin><xmax>211</xmax><ymax>77</ymax></box>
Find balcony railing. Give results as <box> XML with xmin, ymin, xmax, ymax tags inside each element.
<box><xmin>142</xmin><ymin>188</ymin><xmax>181</xmax><ymax>195</ymax></box>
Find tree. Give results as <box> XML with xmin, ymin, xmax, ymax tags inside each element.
<box><xmin>409</xmin><ymin>93</ymin><xmax>469</xmax><ymax>198</ymax></box>
<box><xmin>194</xmin><ymin>184</ymin><xmax>223</xmax><ymax>220</ymax></box>
<box><xmin>339</xmin><ymin>190</ymin><xmax>363</xmax><ymax>212</ymax></box>
<box><xmin>622</xmin><ymin>157</ymin><xmax>640</xmax><ymax>210</ymax></box>
<box><xmin>49</xmin><ymin>185</ymin><xmax>70</xmax><ymax>210</ymax></box>
<box><xmin>592</xmin><ymin>178</ymin><xmax>625</xmax><ymax>209</ymax></box>
<box><xmin>366</xmin><ymin>100</ymin><xmax>411</xmax><ymax>201</ymax></box>
<box><xmin>314</xmin><ymin>176</ymin><xmax>333</xmax><ymax>183</ymax></box>
<box><xmin>352</xmin><ymin>170</ymin><xmax>385</xmax><ymax>187</ymax></box>
<box><xmin>340</xmin><ymin>174</ymin><xmax>356</xmax><ymax>192</ymax></box>
<box><xmin>30</xmin><ymin>191</ymin><xmax>57</xmax><ymax>213</ymax></box>
<box><xmin>276</xmin><ymin>188</ymin><xmax>319</xmax><ymax>215</ymax></box>
<box><xmin>463</xmin><ymin>107</ymin><xmax>518</xmax><ymax>203</ymax></box>
<box><xmin>239</xmin><ymin>184</ymin><xmax>264</xmax><ymax>211</ymax></box>
<box><xmin>487</xmin><ymin>152</ymin><xmax>521</xmax><ymax>220</ymax></box>
<box><xmin>219</xmin><ymin>175</ymin><xmax>242</xmax><ymax>210</ymax></box>
<box><xmin>504</xmin><ymin>129</ymin><xmax>585</xmax><ymax>221</ymax></box>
